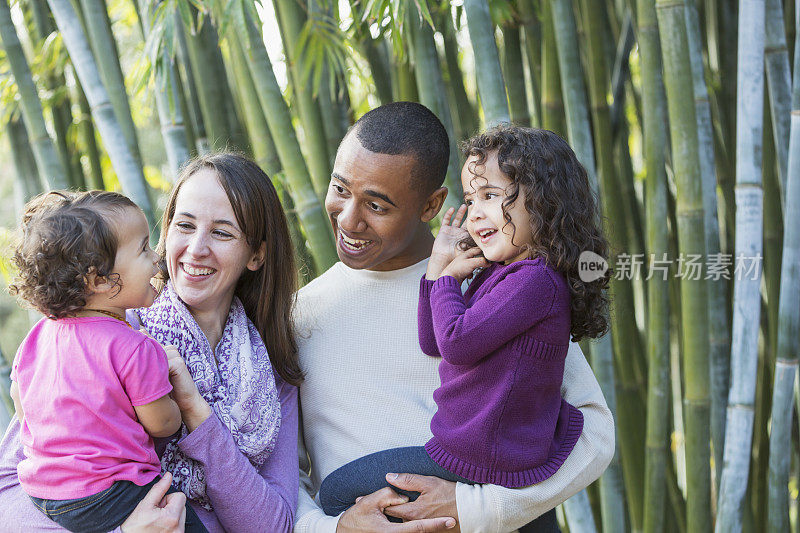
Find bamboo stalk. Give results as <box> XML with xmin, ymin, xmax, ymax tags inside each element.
<box><xmin>272</xmin><ymin>0</ymin><xmax>332</xmax><ymax>201</ymax></box>
<box><xmin>7</xmin><ymin>117</ymin><xmax>43</xmax><ymax>202</ymax></box>
<box><xmin>316</xmin><ymin>64</ymin><xmax>347</xmax><ymax>166</ymax></box>
<box><xmin>764</xmin><ymin>0</ymin><xmax>791</xmax><ymax>204</ymax></box>
<box><xmin>361</xmin><ymin>38</ymin><xmax>393</xmax><ymax>105</ymax></box>
<box><xmin>181</xmin><ymin>7</ymin><xmax>237</xmax><ymax>151</ymax></box>
<box><xmin>70</xmin><ymin>70</ymin><xmax>104</xmax><ymax>190</ymax></box>
<box><xmin>135</xmin><ymin>0</ymin><xmax>190</xmax><ymax>180</ymax></box>
<box><xmin>170</xmin><ymin>55</ymin><xmax>196</xmax><ymax>154</ymax></box>
<box><xmin>311</xmin><ymin>0</ymin><xmax>349</xmax><ymax>161</ymax></box>
<box><xmin>766</xmin><ymin>9</ymin><xmax>800</xmax><ymax>530</ymax></box>
<box><xmin>406</xmin><ymin>6</ymin><xmax>463</xmax><ymax>213</ymax></box>
<box><xmin>462</xmin><ymin>0</ymin><xmax>510</xmax><ymax>125</ymax></box>
<box><xmin>541</xmin><ymin>0</ymin><xmax>566</xmax><ymax>137</ymax></box>
<box><xmin>516</xmin><ymin>0</ymin><xmax>541</xmax><ymax>127</ymax></box>
<box><xmin>228</xmin><ymin>33</ymin><xmax>280</xmax><ymax>177</ymax></box>
<box><xmin>25</xmin><ymin>0</ymin><xmax>85</xmax><ymax>187</ymax></box>
<box><xmin>227</xmin><ymin>31</ymin><xmax>316</xmax><ymax>281</ymax></box>
<box><xmin>655</xmin><ymin>0</ymin><xmax>712</xmax><ymax>531</ymax></box>
<box><xmin>175</xmin><ymin>11</ymin><xmax>209</xmax><ymax>154</ymax></box>
<box><xmin>637</xmin><ymin>1</ymin><xmax>671</xmax><ymax>531</ymax></box>
<box><xmin>501</xmin><ymin>23</ymin><xmax>530</xmax><ymax>126</ymax></box>
<box><xmin>715</xmin><ymin>0</ymin><xmax>766</xmax><ymax>530</ymax></box>
<box><xmin>582</xmin><ymin>1</ymin><xmax>648</xmax><ymax>529</ymax></box>
<box><xmin>683</xmin><ymin>0</ymin><xmax>730</xmax><ymax>493</ymax></box>
<box><xmin>28</xmin><ymin>0</ymin><xmax>84</xmax><ymax>189</ymax></box>
<box><xmin>79</xmin><ymin>0</ymin><xmax>142</xmax><ymax>168</ymax></box>
<box><xmin>551</xmin><ymin>8</ymin><xmax>628</xmax><ymax>529</ymax></box>
<box><xmin>548</xmin><ymin>4</ymin><xmax>628</xmax><ymax>527</ymax></box>
<box><xmin>0</xmin><ymin>0</ymin><xmax>68</xmax><ymax>190</ymax></box>
<box><xmin>237</xmin><ymin>4</ymin><xmax>337</xmax><ymax>272</ymax></box>
<box><xmin>155</xmin><ymin>60</ymin><xmax>192</xmax><ymax>180</ymax></box>
<box><xmin>393</xmin><ymin>55</ymin><xmax>419</xmax><ymax>102</ymax></box>
<box><xmin>713</xmin><ymin>0</ymin><xmax>738</xmax><ymax>254</ymax></box>
<box><xmin>46</xmin><ymin>0</ymin><xmax>155</xmax><ymax>226</ymax></box>
<box><xmin>762</xmin><ymin>103</ymin><xmax>783</xmax><ymax>368</ymax></box>
<box><xmin>562</xmin><ymin>489</ymin><xmax>597</xmax><ymax>533</ymax></box>
<box><xmin>348</xmin><ymin>0</ymin><xmax>392</xmax><ymax>106</ymax></box>
<box><xmin>48</xmin><ymin>91</ymin><xmax>82</xmax><ymax>189</ymax></box>
<box><xmin>550</xmin><ymin>0</ymin><xmax>593</xmax><ymax>178</ymax></box>
<box><xmin>609</xmin><ymin>12</ymin><xmax>635</xmax><ymax>136</ymax></box>
<box><xmin>440</xmin><ymin>15</ymin><xmax>478</xmax><ymax>139</ymax></box>
<box><xmin>615</xmin><ymin>120</ymin><xmax>646</xmax><ymax>264</ymax></box>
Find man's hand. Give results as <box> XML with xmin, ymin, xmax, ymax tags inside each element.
<box><xmin>120</xmin><ymin>473</ymin><xmax>186</xmax><ymax>533</ymax></box>
<box><xmin>384</xmin><ymin>474</ymin><xmax>461</xmax><ymax>533</ymax></box>
<box><xmin>336</xmin><ymin>486</ymin><xmax>456</xmax><ymax>533</ymax></box>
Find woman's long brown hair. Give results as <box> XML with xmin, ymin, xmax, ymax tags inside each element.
<box><xmin>158</xmin><ymin>153</ymin><xmax>303</xmax><ymax>386</ymax></box>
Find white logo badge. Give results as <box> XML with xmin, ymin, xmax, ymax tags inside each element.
<box><xmin>578</xmin><ymin>251</ymin><xmax>609</xmax><ymax>282</ymax></box>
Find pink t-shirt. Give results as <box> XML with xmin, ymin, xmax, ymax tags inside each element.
<box><xmin>11</xmin><ymin>316</ymin><xmax>172</xmax><ymax>499</ymax></box>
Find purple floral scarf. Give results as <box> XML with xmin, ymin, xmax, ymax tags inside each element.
<box><xmin>135</xmin><ymin>281</ymin><xmax>281</xmax><ymax>511</ymax></box>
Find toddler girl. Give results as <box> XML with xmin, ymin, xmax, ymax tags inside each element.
<box><xmin>318</xmin><ymin>126</ymin><xmax>611</xmax><ymax>532</ymax></box>
<box><xmin>9</xmin><ymin>190</ymin><xmax>206</xmax><ymax>533</ymax></box>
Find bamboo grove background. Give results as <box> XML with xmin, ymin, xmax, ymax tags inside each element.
<box><xmin>0</xmin><ymin>0</ymin><xmax>799</xmax><ymax>531</ymax></box>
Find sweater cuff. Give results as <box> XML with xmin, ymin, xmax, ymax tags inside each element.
<box><xmin>177</xmin><ymin>411</ymin><xmax>222</xmax><ymax>459</ymax></box>
<box><xmin>431</xmin><ymin>275</ymin><xmax>461</xmax><ymax>293</ymax></box>
<box><xmin>456</xmin><ymin>482</ymin><xmax>503</xmax><ymax>533</ymax></box>
<box><xmin>419</xmin><ymin>275</ymin><xmax>436</xmax><ymax>297</ymax></box>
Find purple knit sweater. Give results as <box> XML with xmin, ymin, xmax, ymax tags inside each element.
<box><xmin>418</xmin><ymin>258</ymin><xmax>583</xmax><ymax>488</ymax></box>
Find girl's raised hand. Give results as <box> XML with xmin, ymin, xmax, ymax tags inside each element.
<box><xmin>440</xmin><ymin>247</ymin><xmax>489</xmax><ymax>282</ymax></box>
<box><xmin>427</xmin><ymin>205</ymin><xmax>469</xmax><ymax>280</ymax></box>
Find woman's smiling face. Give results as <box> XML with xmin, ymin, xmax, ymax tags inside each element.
<box><xmin>165</xmin><ymin>168</ymin><xmax>265</xmax><ymax>315</ymax></box>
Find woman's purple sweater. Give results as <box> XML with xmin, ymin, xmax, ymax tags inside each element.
<box><xmin>418</xmin><ymin>258</ymin><xmax>584</xmax><ymax>488</ymax></box>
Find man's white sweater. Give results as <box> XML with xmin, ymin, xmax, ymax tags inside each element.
<box><xmin>294</xmin><ymin>259</ymin><xmax>614</xmax><ymax>533</ymax></box>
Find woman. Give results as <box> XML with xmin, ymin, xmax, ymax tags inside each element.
<box><xmin>0</xmin><ymin>153</ymin><xmax>300</xmax><ymax>532</ymax></box>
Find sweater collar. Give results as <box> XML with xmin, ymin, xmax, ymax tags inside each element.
<box><xmin>337</xmin><ymin>256</ymin><xmax>429</xmax><ymax>282</ymax></box>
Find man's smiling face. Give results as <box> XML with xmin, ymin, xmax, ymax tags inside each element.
<box><xmin>325</xmin><ymin>133</ymin><xmax>438</xmax><ymax>271</ymax></box>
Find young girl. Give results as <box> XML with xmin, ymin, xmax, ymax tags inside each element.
<box><xmin>8</xmin><ymin>190</ymin><xmax>207</xmax><ymax>533</ymax></box>
<box><xmin>318</xmin><ymin>125</ymin><xmax>611</xmax><ymax>531</ymax></box>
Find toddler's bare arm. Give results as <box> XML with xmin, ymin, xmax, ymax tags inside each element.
<box><xmin>134</xmin><ymin>394</ymin><xmax>182</xmax><ymax>438</ymax></box>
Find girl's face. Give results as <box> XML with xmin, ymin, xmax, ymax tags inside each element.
<box><xmin>461</xmin><ymin>152</ymin><xmax>533</xmax><ymax>264</ymax></box>
<box><xmin>108</xmin><ymin>206</ymin><xmax>161</xmax><ymax>311</ymax></box>
<box><xmin>165</xmin><ymin>169</ymin><xmax>265</xmax><ymax>316</ymax></box>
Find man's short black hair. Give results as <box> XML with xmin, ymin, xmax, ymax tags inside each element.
<box><xmin>350</xmin><ymin>102</ymin><xmax>449</xmax><ymax>192</ymax></box>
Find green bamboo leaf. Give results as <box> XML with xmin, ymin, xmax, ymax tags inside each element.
<box><xmin>177</xmin><ymin>0</ymin><xmax>196</xmax><ymax>33</ymax></box>
<box><xmin>216</xmin><ymin>0</ymin><xmax>240</xmax><ymax>39</ymax></box>
<box><xmin>487</xmin><ymin>0</ymin><xmax>514</xmax><ymax>26</ymax></box>
<box><xmin>413</xmin><ymin>0</ymin><xmax>435</xmax><ymax>29</ymax></box>
<box><xmin>295</xmin><ymin>10</ymin><xmax>360</xmax><ymax>97</ymax></box>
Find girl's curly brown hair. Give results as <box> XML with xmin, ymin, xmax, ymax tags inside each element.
<box><xmin>9</xmin><ymin>190</ymin><xmax>138</xmax><ymax>319</ymax></box>
<box><xmin>462</xmin><ymin>125</ymin><xmax>611</xmax><ymax>341</ymax></box>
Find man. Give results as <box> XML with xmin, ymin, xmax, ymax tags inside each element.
<box><xmin>294</xmin><ymin>102</ymin><xmax>614</xmax><ymax>533</ymax></box>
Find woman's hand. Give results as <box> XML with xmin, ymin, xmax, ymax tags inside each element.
<box><xmin>427</xmin><ymin>206</ymin><xmax>470</xmax><ymax>280</ymax></box>
<box><xmin>440</xmin><ymin>248</ymin><xmax>489</xmax><ymax>283</ymax></box>
<box><xmin>165</xmin><ymin>346</ymin><xmax>212</xmax><ymax>432</ymax></box>
<box><xmin>120</xmin><ymin>473</ymin><xmax>186</xmax><ymax>533</ymax></box>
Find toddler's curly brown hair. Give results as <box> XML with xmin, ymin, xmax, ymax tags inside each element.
<box><xmin>462</xmin><ymin>125</ymin><xmax>611</xmax><ymax>341</ymax></box>
<box><xmin>9</xmin><ymin>190</ymin><xmax>139</xmax><ymax>319</ymax></box>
